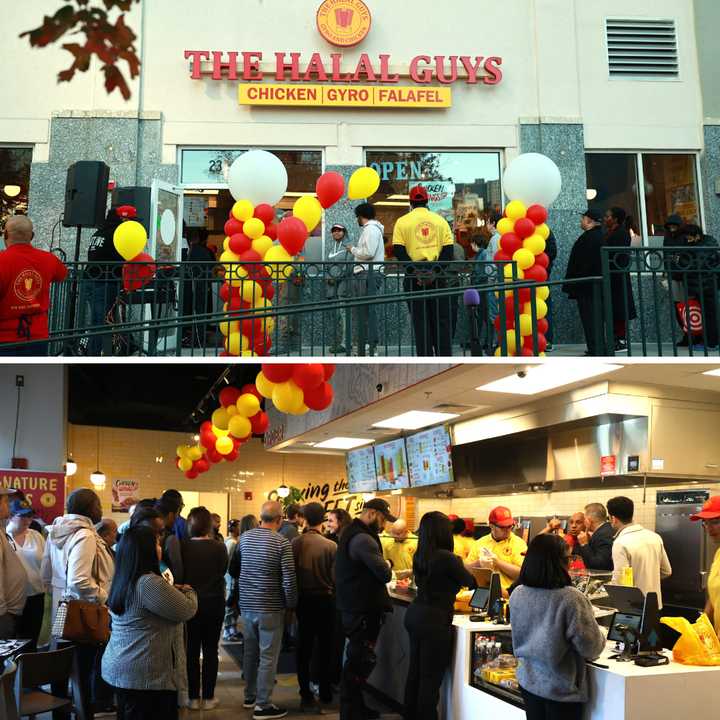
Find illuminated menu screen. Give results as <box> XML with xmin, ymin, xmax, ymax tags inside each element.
<box><xmin>374</xmin><ymin>438</ymin><xmax>410</xmax><ymax>491</ymax></box>
<box><xmin>406</xmin><ymin>425</ymin><xmax>454</xmax><ymax>488</ymax></box>
<box><xmin>346</xmin><ymin>446</ymin><xmax>377</xmax><ymax>494</ymax></box>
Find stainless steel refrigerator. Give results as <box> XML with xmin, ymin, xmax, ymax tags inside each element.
<box><xmin>656</xmin><ymin>490</ymin><xmax>714</xmax><ymax>609</ymax></box>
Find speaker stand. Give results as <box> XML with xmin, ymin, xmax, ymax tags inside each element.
<box><xmin>63</xmin><ymin>226</ymin><xmax>83</xmax><ymax>355</ymax></box>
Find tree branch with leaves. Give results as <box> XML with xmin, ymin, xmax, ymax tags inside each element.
<box><xmin>21</xmin><ymin>0</ymin><xmax>142</xmax><ymax>100</ymax></box>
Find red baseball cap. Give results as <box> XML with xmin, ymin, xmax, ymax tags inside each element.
<box><xmin>409</xmin><ymin>185</ymin><xmax>429</xmax><ymax>202</ymax></box>
<box><xmin>488</xmin><ymin>506</ymin><xmax>515</xmax><ymax>528</ymax></box>
<box><xmin>690</xmin><ymin>496</ymin><xmax>720</xmax><ymax>522</ymax></box>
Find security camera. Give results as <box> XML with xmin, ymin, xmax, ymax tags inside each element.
<box><xmin>376</xmin><ymin>383</ymin><xmax>384</xmax><ymax>393</ymax></box>
<box><xmin>517</xmin><ymin>371</ymin><xmax>527</xmax><ymax>379</ymax></box>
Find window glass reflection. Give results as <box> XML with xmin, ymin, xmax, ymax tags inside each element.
<box><xmin>0</xmin><ymin>147</ymin><xmax>33</xmax><ymax>228</ymax></box>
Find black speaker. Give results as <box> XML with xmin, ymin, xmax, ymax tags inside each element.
<box><xmin>111</xmin><ymin>186</ymin><xmax>152</xmax><ymax>236</ymax></box>
<box><xmin>62</xmin><ymin>161</ymin><xmax>110</xmax><ymax>228</ymax></box>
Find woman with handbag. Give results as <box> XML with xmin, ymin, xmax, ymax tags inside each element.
<box><xmin>103</xmin><ymin>525</ymin><xmax>198</xmax><ymax>719</ymax></box>
<box><xmin>43</xmin><ymin>489</ymin><xmax>114</xmax><ymax>720</ymax></box>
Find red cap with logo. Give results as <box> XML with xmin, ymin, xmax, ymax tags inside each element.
<box><xmin>488</xmin><ymin>506</ymin><xmax>515</xmax><ymax>528</ymax></box>
<box><xmin>690</xmin><ymin>496</ymin><xmax>720</xmax><ymax>522</ymax></box>
<box><xmin>409</xmin><ymin>185</ymin><xmax>429</xmax><ymax>202</ymax></box>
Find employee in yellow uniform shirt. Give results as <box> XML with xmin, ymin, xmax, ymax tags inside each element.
<box><xmin>382</xmin><ymin>518</ymin><xmax>418</xmax><ymax>573</ymax></box>
<box><xmin>392</xmin><ymin>185</ymin><xmax>455</xmax><ymax>356</ymax></box>
<box><xmin>467</xmin><ymin>506</ymin><xmax>527</xmax><ymax>590</ymax></box>
<box><xmin>691</xmin><ymin>496</ymin><xmax>720</xmax><ymax>638</ymax></box>
<box><xmin>451</xmin><ymin>516</ymin><xmax>474</xmax><ymax>560</ymax></box>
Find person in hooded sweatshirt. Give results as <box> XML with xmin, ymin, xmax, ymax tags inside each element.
<box><xmin>42</xmin><ymin>488</ymin><xmax>115</xmax><ymax>720</ymax></box>
<box><xmin>350</xmin><ymin>203</ymin><xmax>385</xmax><ymax>357</ymax></box>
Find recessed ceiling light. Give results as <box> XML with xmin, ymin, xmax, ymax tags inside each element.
<box><xmin>313</xmin><ymin>437</ymin><xmax>373</xmax><ymax>450</ymax></box>
<box><xmin>702</xmin><ymin>368</ymin><xmax>720</xmax><ymax>377</ymax></box>
<box><xmin>475</xmin><ymin>363</ymin><xmax>622</xmax><ymax>395</ymax></box>
<box><xmin>372</xmin><ymin>410</ymin><xmax>460</xmax><ymax>430</ymax></box>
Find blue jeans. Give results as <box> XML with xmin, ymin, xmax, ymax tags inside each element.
<box><xmin>241</xmin><ymin>610</ymin><xmax>285</xmax><ymax>707</ymax></box>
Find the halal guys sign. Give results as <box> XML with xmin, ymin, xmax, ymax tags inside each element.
<box><xmin>184</xmin><ymin>0</ymin><xmax>503</xmax><ymax>109</ymax></box>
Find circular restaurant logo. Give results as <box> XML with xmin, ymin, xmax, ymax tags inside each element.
<box><xmin>317</xmin><ymin>0</ymin><xmax>371</xmax><ymax>47</ymax></box>
<box><xmin>13</xmin><ymin>269</ymin><xmax>42</xmax><ymax>304</ymax></box>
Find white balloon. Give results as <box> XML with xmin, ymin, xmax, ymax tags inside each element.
<box><xmin>503</xmin><ymin>153</ymin><xmax>562</xmax><ymax>208</ymax></box>
<box><xmin>228</xmin><ymin>150</ymin><xmax>288</xmax><ymax>205</ymax></box>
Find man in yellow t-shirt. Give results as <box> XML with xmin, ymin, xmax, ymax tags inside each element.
<box><xmin>382</xmin><ymin>518</ymin><xmax>418</xmax><ymax>573</ymax></box>
<box><xmin>467</xmin><ymin>506</ymin><xmax>527</xmax><ymax>590</ymax></box>
<box><xmin>691</xmin><ymin>496</ymin><xmax>720</xmax><ymax>638</ymax></box>
<box><xmin>392</xmin><ymin>185</ymin><xmax>455</xmax><ymax>356</ymax></box>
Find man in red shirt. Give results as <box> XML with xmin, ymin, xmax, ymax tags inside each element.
<box><xmin>0</xmin><ymin>216</ymin><xmax>68</xmax><ymax>356</ymax></box>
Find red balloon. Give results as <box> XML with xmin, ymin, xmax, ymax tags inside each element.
<box><xmin>261</xmin><ymin>363</ymin><xmax>294</xmax><ymax>383</ymax></box>
<box><xmin>520</xmin><ymin>347</ymin><xmax>536</xmax><ymax>357</ymax></box>
<box><xmin>523</xmin><ymin>332</ymin><xmax>548</xmax><ymax>353</ymax></box>
<box><xmin>524</xmin><ymin>265</ymin><xmax>548</xmax><ymax>283</ymax></box>
<box><xmin>499</xmin><ymin>233</ymin><xmax>523</xmax><ymax>255</ymax></box>
<box><xmin>226</xmin><ymin>448</ymin><xmax>239</xmax><ymax>462</ymax></box>
<box><xmin>277</xmin><ymin>216</ymin><xmax>309</xmax><ymax>256</ymax></box>
<box><xmin>537</xmin><ymin>318</ymin><xmax>549</xmax><ymax>335</ymax></box>
<box><xmin>303</xmin><ymin>382</ymin><xmax>334</xmax><ymax>411</ymax></box>
<box><xmin>224</xmin><ymin>218</ymin><xmax>244</xmax><ymax>237</ymax></box>
<box><xmin>241</xmin><ymin>317</ymin><xmax>263</xmax><ymax>340</ymax></box>
<box><xmin>195</xmin><ymin>458</ymin><xmax>210</xmax><ymax>474</ymax></box>
<box><xmin>526</xmin><ymin>204</ymin><xmax>548</xmax><ymax>226</ymax></box>
<box><xmin>227</xmin><ymin>295</ymin><xmax>250</xmax><ymax>312</ymax></box>
<box><xmin>316</xmin><ymin>171</ymin><xmax>345</xmax><ymax>209</ymax></box>
<box><xmin>229</xmin><ymin>233</ymin><xmax>252</xmax><ymax>255</ymax></box>
<box><xmin>241</xmin><ymin>384</ymin><xmax>263</xmax><ymax>401</ymax></box>
<box><xmin>292</xmin><ymin>363</ymin><xmax>325</xmax><ymax>391</ymax></box>
<box><xmin>263</xmin><ymin>284</ymin><xmax>275</xmax><ymax>301</ymax></box>
<box><xmin>239</xmin><ymin>249</ymin><xmax>262</xmax><ymax>265</ymax></box>
<box><xmin>185</xmin><ymin>469</ymin><xmax>199</xmax><ymax>479</ymax></box>
<box><xmin>514</xmin><ymin>218</ymin><xmax>536</xmax><ymax>240</ymax></box>
<box><xmin>493</xmin><ymin>249</ymin><xmax>512</xmax><ymax>263</ymax></box>
<box><xmin>123</xmin><ymin>253</ymin><xmax>156</xmax><ymax>292</ymax></box>
<box><xmin>265</xmin><ymin>223</ymin><xmax>278</xmax><ymax>241</ymax></box>
<box><xmin>206</xmin><ymin>447</ymin><xmax>222</xmax><ymax>463</ymax></box>
<box><xmin>200</xmin><ymin>420</ymin><xmax>212</xmax><ymax>433</ymax></box>
<box><xmin>495</xmin><ymin>313</ymin><xmax>514</xmax><ymax>332</ymax></box>
<box><xmin>254</xmin><ymin>203</ymin><xmax>275</xmax><ymax>225</ymax></box>
<box><xmin>534</xmin><ymin>252</ymin><xmax>549</xmax><ymax>269</ymax></box>
<box><xmin>219</xmin><ymin>386</ymin><xmax>241</xmax><ymax>407</ymax></box>
<box><xmin>253</xmin><ymin>335</ymin><xmax>272</xmax><ymax>356</ymax></box>
<box><xmin>322</xmin><ymin>363</ymin><xmax>336</xmax><ymax>381</ymax></box>
<box><xmin>504</xmin><ymin>296</ymin><xmax>516</xmax><ymax>321</ymax></box>
<box><xmin>504</xmin><ymin>287</ymin><xmax>531</xmax><ymax>304</ymax></box>
<box><xmin>250</xmin><ymin>410</ymin><xmax>269</xmax><ymax>435</ymax></box>
<box><xmin>200</xmin><ymin>431</ymin><xmax>216</xmax><ymax>450</ymax></box>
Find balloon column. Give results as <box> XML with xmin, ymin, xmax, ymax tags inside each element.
<box><xmin>219</xmin><ymin>151</ymin><xmax>381</xmax><ymax>357</ymax></box>
<box><xmin>493</xmin><ymin>154</ymin><xmax>562</xmax><ymax>356</ymax></box>
<box><xmin>112</xmin><ymin>206</ymin><xmax>157</xmax><ymax>292</ymax></box>
<box><xmin>174</xmin><ymin>363</ymin><xmax>336</xmax><ymax>478</ymax></box>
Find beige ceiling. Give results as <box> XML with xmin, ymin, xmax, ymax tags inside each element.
<box><xmin>277</xmin><ymin>360</ymin><xmax>720</xmax><ymax>454</ymax></box>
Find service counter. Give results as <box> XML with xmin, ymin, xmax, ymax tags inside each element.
<box><xmin>368</xmin><ymin>590</ymin><xmax>720</xmax><ymax>720</ymax></box>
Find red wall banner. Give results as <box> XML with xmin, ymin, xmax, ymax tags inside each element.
<box><xmin>0</xmin><ymin>469</ymin><xmax>66</xmax><ymax>524</ymax></box>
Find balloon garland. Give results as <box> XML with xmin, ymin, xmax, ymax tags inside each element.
<box><xmin>112</xmin><ymin>206</ymin><xmax>158</xmax><ymax>292</ymax></box>
<box><xmin>493</xmin><ymin>154</ymin><xmax>562</xmax><ymax>357</ymax></box>
<box><xmin>174</xmin><ymin>363</ymin><xmax>335</xmax><ymax>478</ymax></box>
<box><xmin>219</xmin><ymin>151</ymin><xmax>381</xmax><ymax>357</ymax></box>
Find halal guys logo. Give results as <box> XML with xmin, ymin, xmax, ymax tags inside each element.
<box><xmin>13</xmin><ymin>269</ymin><xmax>42</xmax><ymax>304</ymax></box>
<box><xmin>317</xmin><ymin>0</ymin><xmax>371</xmax><ymax>47</ymax></box>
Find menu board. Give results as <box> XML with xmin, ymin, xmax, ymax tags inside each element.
<box><xmin>406</xmin><ymin>425</ymin><xmax>454</xmax><ymax>488</ymax></box>
<box><xmin>374</xmin><ymin>438</ymin><xmax>409</xmax><ymax>491</ymax></box>
<box><xmin>346</xmin><ymin>446</ymin><xmax>377</xmax><ymax>494</ymax></box>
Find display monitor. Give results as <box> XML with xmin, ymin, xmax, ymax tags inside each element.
<box><xmin>374</xmin><ymin>438</ymin><xmax>410</xmax><ymax>491</ymax></box>
<box><xmin>346</xmin><ymin>445</ymin><xmax>377</xmax><ymax>494</ymax></box>
<box><xmin>607</xmin><ymin>612</ymin><xmax>642</xmax><ymax>643</ymax></box>
<box><xmin>406</xmin><ymin>425</ymin><xmax>454</xmax><ymax>488</ymax></box>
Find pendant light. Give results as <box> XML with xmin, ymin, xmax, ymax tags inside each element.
<box><xmin>65</xmin><ymin>458</ymin><xmax>77</xmax><ymax>476</ymax></box>
<box><xmin>276</xmin><ymin>455</ymin><xmax>290</xmax><ymax>498</ymax></box>
<box><xmin>90</xmin><ymin>426</ymin><xmax>106</xmax><ymax>490</ymax></box>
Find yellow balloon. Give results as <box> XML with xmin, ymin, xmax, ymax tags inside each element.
<box><xmin>536</xmin><ymin>223</ymin><xmax>551</xmax><ymax>240</ymax></box>
<box><xmin>188</xmin><ymin>446</ymin><xmax>202</xmax><ymax>461</ymax></box>
<box><xmin>176</xmin><ymin>445</ymin><xmax>187</xmax><ymax>458</ymax></box>
<box><xmin>223</xmin><ymin>237</ymin><xmax>230</xmax><ymax>252</ymax></box>
<box><xmin>255</xmin><ymin>371</ymin><xmax>275</xmax><ymax>399</ymax></box>
<box><xmin>241</xmin><ymin>280</ymin><xmax>262</xmax><ymax>305</ymax></box>
<box><xmin>512</xmin><ymin>248</ymin><xmax>535</xmax><ymax>271</ymax></box>
<box><xmin>220</xmin><ymin>249</ymin><xmax>240</xmax><ymax>264</ymax></box>
<box><xmin>518</xmin><ymin>313</ymin><xmax>533</xmax><ymax>337</ymax></box>
<box><xmin>243</xmin><ymin>217</ymin><xmax>265</xmax><ymax>240</ymax></box>
<box><xmin>216</xmin><ymin>435</ymin><xmax>234</xmax><ymax>455</ymax></box>
<box><xmin>219</xmin><ymin>318</ymin><xmax>239</xmax><ymax>337</ymax></box>
<box><xmin>505</xmin><ymin>330</ymin><xmax>518</xmax><ymax>354</ymax></box>
<box><xmin>505</xmin><ymin>201</ymin><xmax>527</xmax><ymax>221</ymax></box>
<box><xmin>496</xmin><ymin>218</ymin><xmax>515</xmax><ymax>236</ymax></box>
<box><xmin>264</xmin><ymin>245</ymin><xmax>294</xmax><ymax>281</ymax></box>
<box><xmin>228</xmin><ymin>264</ymin><xmax>248</xmax><ymax>281</ymax></box>
<box><xmin>179</xmin><ymin>457</ymin><xmax>193</xmax><ymax>471</ymax></box>
<box><xmin>232</xmin><ymin>200</ymin><xmax>254</xmax><ymax>222</ymax></box>
<box><xmin>228</xmin><ymin>414</ymin><xmax>251</xmax><ymax>439</ymax></box>
<box><xmin>226</xmin><ymin>405</ymin><xmax>238</xmax><ymax>417</ymax></box>
<box><xmin>212</xmin><ymin>425</ymin><xmax>229</xmax><ymax>438</ymax></box>
<box><xmin>272</xmin><ymin>379</ymin><xmax>305</xmax><ymax>414</ymax></box>
<box><xmin>523</xmin><ymin>299</ymin><xmax>548</xmax><ymax>320</ymax></box>
<box><xmin>236</xmin><ymin>393</ymin><xmax>261</xmax><ymax>418</ymax></box>
<box><xmin>293</xmin><ymin>195</ymin><xmax>323</xmax><ymax>232</ymax></box>
<box><xmin>523</xmin><ymin>234</ymin><xmax>546</xmax><ymax>256</ymax></box>
<box><xmin>348</xmin><ymin>167</ymin><xmax>380</xmax><ymax>200</ymax></box>
<box><xmin>212</xmin><ymin>407</ymin><xmax>229</xmax><ymax>430</ymax></box>
<box><xmin>252</xmin><ymin>235</ymin><xmax>273</xmax><ymax>257</ymax></box>
<box><xmin>536</xmin><ymin>285</ymin><xmax>550</xmax><ymax>302</ymax></box>
<box><xmin>264</xmin><ymin>316</ymin><xmax>276</xmax><ymax>335</ymax></box>
<box><xmin>225</xmin><ymin>332</ymin><xmax>250</xmax><ymax>356</ymax></box>
<box><xmin>503</xmin><ymin>264</ymin><xmax>525</xmax><ymax>281</ymax></box>
<box><xmin>241</xmin><ymin>349</ymin><xmax>257</xmax><ymax>357</ymax></box>
<box><xmin>113</xmin><ymin>221</ymin><xmax>147</xmax><ymax>261</ymax></box>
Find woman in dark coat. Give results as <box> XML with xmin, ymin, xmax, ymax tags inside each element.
<box><xmin>603</xmin><ymin>207</ymin><xmax>637</xmax><ymax>350</ymax></box>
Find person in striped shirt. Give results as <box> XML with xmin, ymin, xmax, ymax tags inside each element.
<box><xmin>236</xmin><ymin>501</ymin><xmax>298</xmax><ymax>720</ymax></box>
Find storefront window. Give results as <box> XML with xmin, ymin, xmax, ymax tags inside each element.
<box><xmin>364</xmin><ymin>150</ymin><xmax>502</xmax><ymax>251</ymax></box>
<box><xmin>0</xmin><ymin>147</ymin><xmax>33</xmax><ymax>228</ymax></box>
<box><xmin>585</xmin><ymin>153</ymin><xmax>641</xmax><ymax>234</ymax></box>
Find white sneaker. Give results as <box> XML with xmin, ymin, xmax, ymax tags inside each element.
<box><xmin>187</xmin><ymin>699</ymin><xmax>202</xmax><ymax>710</ymax></box>
<box><xmin>202</xmin><ymin>698</ymin><xmax>220</xmax><ymax>710</ymax></box>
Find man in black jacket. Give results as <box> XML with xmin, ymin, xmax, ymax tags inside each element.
<box><xmin>576</xmin><ymin>503</ymin><xmax>614</xmax><ymax>571</ymax></box>
<box><xmin>563</xmin><ymin>210</ymin><xmax>605</xmax><ymax>355</ymax></box>
<box><xmin>336</xmin><ymin>499</ymin><xmax>395</xmax><ymax>720</ymax></box>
